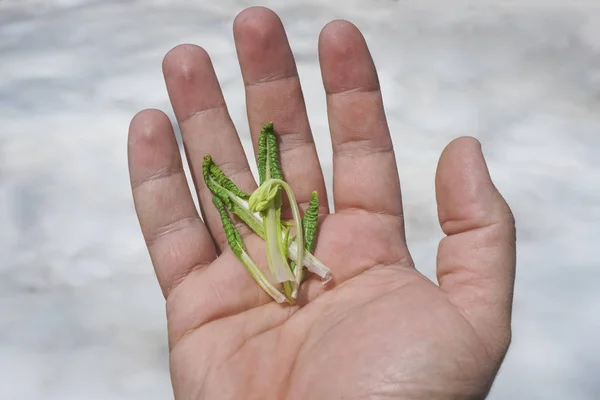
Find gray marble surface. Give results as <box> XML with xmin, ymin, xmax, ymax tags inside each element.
<box><xmin>1</xmin><ymin>1</ymin><xmax>599</xmax><ymax>399</ymax></box>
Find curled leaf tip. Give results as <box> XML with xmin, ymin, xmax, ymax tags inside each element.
<box><xmin>212</xmin><ymin>195</ymin><xmax>243</xmax><ymax>258</ymax></box>
<box><xmin>248</xmin><ymin>180</ymin><xmax>280</xmax><ymax>212</ymax></box>
<box><xmin>262</xmin><ymin>121</ymin><xmax>274</xmax><ymax>131</ymax></box>
<box><xmin>202</xmin><ymin>154</ymin><xmax>214</xmax><ymax>183</ymax></box>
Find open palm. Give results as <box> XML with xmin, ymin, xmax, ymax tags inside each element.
<box><xmin>128</xmin><ymin>7</ymin><xmax>515</xmax><ymax>400</ymax></box>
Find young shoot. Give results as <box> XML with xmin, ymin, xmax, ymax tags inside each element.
<box><xmin>202</xmin><ymin>122</ymin><xmax>332</xmax><ymax>303</ymax></box>
<box><xmin>203</xmin><ymin>156</ymin><xmax>330</xmax><ymax>279</ymax></box>
<box><xmin>249</xmin><ymin>178</ymin><xmax>304</xmax><ymax>296</ymax></box>
<box><xmin>256</xmin><ymin>123</ymin><xmax>295</xmax><ymax>287</ymax></box>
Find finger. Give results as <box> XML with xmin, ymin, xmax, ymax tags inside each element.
<box><xmin>435</xmin><ymin>137</ymin><xmax>516</xmax><ymax>356</ymax></box>
<box><xmin>233</xmin><ymin>7</ymin><xmax>328</xmax><ymax>214</ymax></box>
<box><xmin>128</xmin><ymin>109</ymin><xmax>217</xmax><ymax>296</ymax></box>
<box><xmin>319</xmin><ymin>21</ymin><xmax>403</xmax><ymax>224</ymax></box>
<box><xmin>163</xmin><ymin>44</ymin><xmax>257</xmax><ymax>251</ymax></box>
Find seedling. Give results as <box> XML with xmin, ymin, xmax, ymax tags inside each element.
<box><xmin>202</xmin><ymin>122</ymin><xmax>331</xmax><ymax>304</ymax></box>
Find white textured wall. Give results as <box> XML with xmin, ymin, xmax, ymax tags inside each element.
<box><xmin>1</xmin><ymin>1</ymin><xmax>599</xmax><ymax>399</ymax></box>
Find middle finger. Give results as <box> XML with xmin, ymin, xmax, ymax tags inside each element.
<box><xmin>233</xmin><ymin>7</ymin><xmax>329</xmax><ymax>215</ymax></box>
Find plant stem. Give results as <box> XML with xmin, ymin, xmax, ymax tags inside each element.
<box><xmin>212</xmin><ymin>195</ymin><xmax>287</xmax><ymax>303</ymax></box>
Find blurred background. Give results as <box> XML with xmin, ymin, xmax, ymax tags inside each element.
<box><xmin>1</xmin><ymin>0</ymin><xmax>599</xmax><ymax>399</ymax></box>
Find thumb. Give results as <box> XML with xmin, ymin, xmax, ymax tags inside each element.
<box><xmin>435</xmin><ymin>137</ymin><xmax>516</xmax><ymax>357</ymax></box>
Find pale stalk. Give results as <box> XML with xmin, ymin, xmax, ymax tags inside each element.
<box><xmin>265</xmin><ymin>179</ymin><xmax>304</xmax><ymax>297</ymax></box>
<box><xmin>223</xmin><ymin>190</ymin><xmax>331</xmax><ymax>282</ymax></box>
<box><xmin>240</xmin><ymin>252</ymin><xmax>287</xmax><ymax>304</ymax></box>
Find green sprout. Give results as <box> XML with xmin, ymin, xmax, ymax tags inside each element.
<box><xmin>255</xmin><ymin>123</ymin><xmax>296</xmax><ymax>302</ymax></box>
<box><xmin>249</xmin><ymin>177</ymin><xmax>304</xmax><ymax>298</ymax></box>
<box><xmin>202</xmin><ymin>122</ymin><xmax>331</xmax><ymax>304</ymax></box>
<box><xmin>302</xmin><ymin>191</ymin><xmax>320</xmax><ymax>253</ymax></box>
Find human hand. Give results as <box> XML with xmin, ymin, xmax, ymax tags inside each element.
<box><xmin>127</xmin><ymin>7</ymin><xmax>516</xmax><ymax>400</ymax></box>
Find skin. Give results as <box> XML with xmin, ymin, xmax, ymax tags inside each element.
<box><xmin>127</xmin><ymin>7</ymin><xmax>516</xmax><ymax>400</ymax></box>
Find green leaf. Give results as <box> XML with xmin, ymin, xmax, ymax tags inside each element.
<box><xmin>257</xmin><ymin>123</ymin><xmax>269</xmax><ymax>185</ymax></box>
<box><xmin>289</xmin><ymin>190</ymin><xmax>319</xmax><ymax>278</ymax></box>
<box><xmin>302</xmin><ymin>191</ymin><xmax>319</xmax><ymax>253</ymax></box>
<box><xmin>202</xmin><ymin>154</ymin><xmax>214</xmax><ymax>185</ymax></box>
<box><xmin>258</xmin><ymin>122</ymin><xmax>282</xmax><ymax>181</ymax></box>
<box><xmin>212</xmin><ymin>195</ymin><xmax>244</xmax><ymax>258</ymax></box>
<box><xmin>203</xmin><ymin>155</ymin><xmax>233</xmax><ymax>208</ymax></box>
<box><xmin>207</xmin><ymin>161</ymin><xmax>249</xmax><ymax>200</ymax></box>
<box><xmin>203</xmin><ymin>155</ymin><xmax>261</xmax><ymax>235</ymax></box>
<box><xmin>266</xmin><ymin>125</ymin><xmax>282</xmax><ymax>180</ymax></box>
